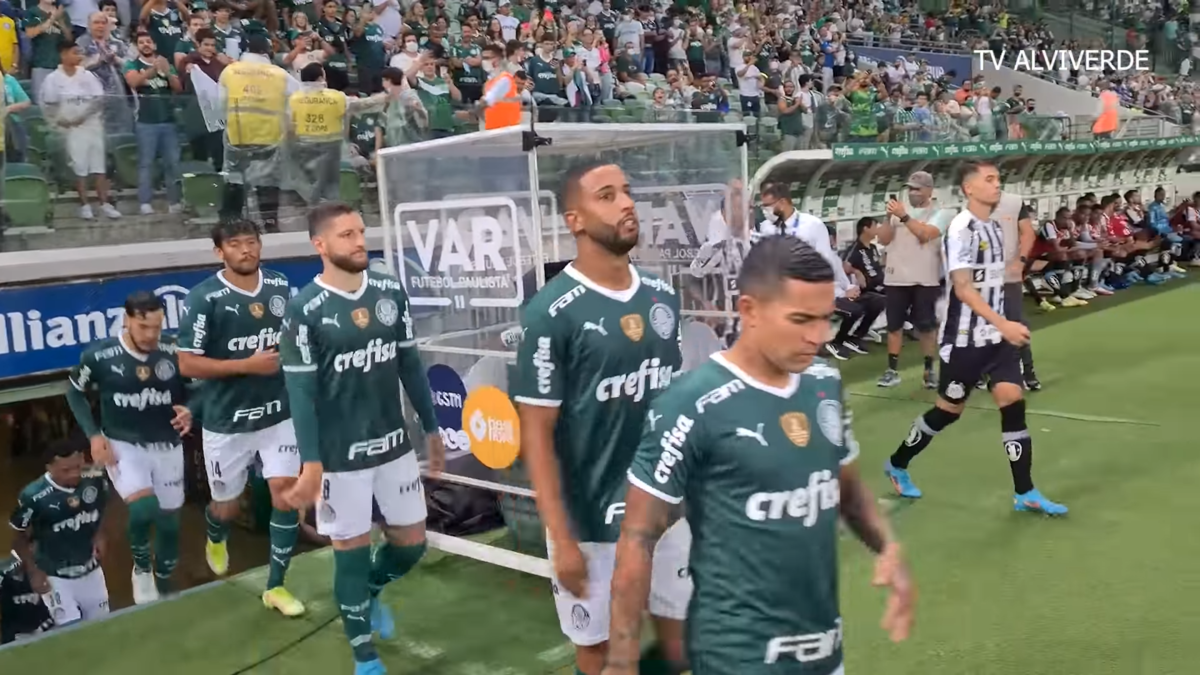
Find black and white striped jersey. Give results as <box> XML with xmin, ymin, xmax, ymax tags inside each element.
<box><xmin>940</xmin><ymin>210</ymin><xmax>1007</xmax><ymax>349</ymax></box>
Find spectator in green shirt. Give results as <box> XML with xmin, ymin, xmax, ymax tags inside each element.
<box><xmin>124</xmin><ymin>30</ymin><xmax>183</xmax><ymax>215</ymax></box>
<box><xmin>317</xmin><ymin>0</ymin><xmax>348</xmax><ymax>90</ymax></box>
<box><xmin>350</xmin><ymin>3</ymin><xmax>387</xmax><ymax>93</ymax></box>
<box><xmin>408</xmin><ymin>51</ymin><xmax>460</xmax><ymax>138</ymax></box>
<box><xmin>140</xmin><ymin>0</ymin><xmax>189</xmax><ymax>60</ymax></box>
<box><xmin>844</xmin><ymin>70</ymin><xmax>886</xmax><ymax>143</ymax></box>
<box><xmin>25</xmin><ymin>0</ymin><xmax>70</xmax><ymax>103</ymax></box>
<box><xmin>210</xmin><ymin>1</ymin><xmax>244</xmax><ymax>59</ymax></box>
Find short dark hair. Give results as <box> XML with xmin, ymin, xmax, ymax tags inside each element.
<box><xmin>247</xmin><ymin>34</ymin><xmax>271</xmax><ymax>55</ymax></box>
<box><xmin>1100</xmin><ymin>193</ymin><xmax>1119</xmax><ymax>208</ymax></box>
<box><xmin>58</xmin><ymin>38</ymin><xmax>78</xmax><ymax>54</ymax></box>
<box><xmin>737</xmin><ymin>236</ymin><xmax>834</xmax><ymax>299</ymax></box>
<box><xmin>44</xmin><ymin>436</ymin><xmax>86</xmax><ymax>466</ymax></box>
<box><xmin>381</xmin><ymin>67</ymin><xmax>406</xmax><ymax>86</ymax></box>
<box><xmin>504</xmin><ymin>39</ymin><xmax>523</xmax><ymax>59</ymax></box>
<box><xmin>855</xmin><ymin>216</ymin><xmax>876</xmax><ymax>235</ymax></box>
<box><xmin>956</xmin><ymin>159</ymin><xmax>997</xmax><ymax>188</ymax></box>
<box><xmin>300</xmin><ymin>62</ymin><xmax>326</xmax><ymax>82</ymax></box>
<box><xmin>211</xmin><ymin>219</ymin><xmax>261</xmax><ymax>247</ymax></box>
<box><xmin>1123</xmin><ymin>189</ymin><xmax>1138</xmax><ymax>202</ymax></box>
<box><xmin>307</xmin><ymin>201</ymin><xmax>358</xmax><ymax>238</ymax></box>
<box><xmin>760</xmin><ymin>183</ymin><xmax>791</xmax><ymax>202</ymax></box>
<box><xmin>125</xmin><ymin>290</ymin><xmax>165</xmax><ymax>317</ymax></box>
<box><xmin>195</xmin><ymin>27</ymin><xmax>216</xmax><ymax>44</ymax></box>
<box><xmin>558</xmin><ymin>160</ymin><xmax>618</xmax><ymax>211</ymax></box>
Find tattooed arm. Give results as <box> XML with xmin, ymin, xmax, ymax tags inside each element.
<box><xmin>604</xmin><ymin>486</ymin><xmax>674</xmax><ymax>673</ymax></box>
<box><xmin>839</xmin><ymin>462</ymin><xmax>890</xmax><ymax>554</ymax></box>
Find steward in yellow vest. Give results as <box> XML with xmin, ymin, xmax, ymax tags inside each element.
<box><xmin>216</xmin><ymin>34</ymin><xmax>297</xmax><ymax>229</ymax></box>
<box><xmin>287</xmin><ymin>62</ymin><xmax>386</xmax><ymax>204</ymax></box>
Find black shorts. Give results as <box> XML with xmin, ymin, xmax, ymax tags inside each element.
<box><xmin>885</xmin><ymin>284</ymin><xmax>940</xmax><ymax>333</ymax></box>
<box><xmin>938</xmin><ymin>342</ymin><xmax>1022</xmax><ymax>403</ymax></box>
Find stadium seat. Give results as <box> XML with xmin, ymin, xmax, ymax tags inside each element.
<box><xmin>111</xmin><ymin>142</ymin><xmax>140</xmax><ymax>189</ymax></box>
<box><xmin>180</xmin><ymin>161</ymin><xmax>225</xmax><ymax>217</ymax></box>
<box><xmin>339</xmin><ymin>167</ymin><xmax>363</xmax><ymax>208</ymax></box>
<box><xmin>3</xmin><ymin>163</ymin><xmax>53</xmax><ymax>228</ymax></box>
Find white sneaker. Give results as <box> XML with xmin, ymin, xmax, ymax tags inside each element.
<box><xmin>168</xmin><ymin>203</ymin><xmax>183</xmax><ymax>214</ymax></box>
<box><xmin>78</xmin><ymin>204</ymin><xmax>95</xmax><ymax>220</ymax></box>
<box><xmin>1072</xmin><ymin>288</ymin><xmax>1094</xmax><ymax>300</ymax></box>
<box><xmin>100</xmin><ymin>203</ymin><xmax>121</xmax><ymax>219</ymax></box>
<box><xmin>132</xmin><ymin>568</ymin><xmax>160</xmax><ymax>605</ymax></box>
<box><xmin>140</xmin><ymin>204</ymin><xmax>155</xmax><ymax>215</ymax></box>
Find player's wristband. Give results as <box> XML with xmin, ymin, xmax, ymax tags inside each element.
<box><xmin>1019</xmin><ymin>255</ymin><xmax>1029</xmax><ymax>263</ymax></box>
<box><xmin>899</xmin><ymin>214</ymin><xmax>911</xmax><ymax>224</ymax></box>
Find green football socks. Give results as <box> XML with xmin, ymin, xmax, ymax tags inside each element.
<box><xmin>368</xmin><ymin>542</ymin><xmax>426</xmax><ymax>597</ymax></box>
<box><xmin>153</xmin><ymin>509</ymin><xmax>180</xmax><ymax>595</ymax></box>
<box><xmin>334</xmin><ymin>546</ymin><xmax>377</xmax><ymax>663</ymax></box>
<box><xmin>266</xmin><ymin>509</ymin><xmax>300</xmax><ymax>590</ymax></box>
<box><xmin>126</xmin><ymin>496</ymin><xmax>159</xmax><ymax>574</ymax></box>
<box><xmin>204</xmin><ymin>503</ymin><xmax>231</xmax><ymax>544</ymax></box>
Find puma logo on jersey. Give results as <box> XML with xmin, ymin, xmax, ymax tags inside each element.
<box><xmin>595</xmin><ymin>358</ymin><xmax>674</xmax><ymax>403</ymax></box>
<box><xmin>323</xmin><ymin>315</ymin><xmax>341</xmax><ymax>328</ymax></box>
<box><xmin>736</xmin><ymin>423</ymin><xmax>767</xmax><ymax>447</ymax></box>
<box><xmin>582</xmin><ymin>318</ymin><xmax>607</xmax><ymax>336</ymax></box>
<box><xmin>111</xmin><ymin>365</ymin><xmax>125</xmax><ymax>376</ymax></box>
<box><xmin>647</xmin><ymin>409</ymin><xmax>663</xmax><ymax>431</ymax></box>
<box><xmin>223</xmin><ymin>305</ymin><xmax>240</xmax><ymax>315</ymax></box>
<box><xmin>745</xmin><ymin>470</ymin><xmax>840</xmax><ymax>526</ymax></box>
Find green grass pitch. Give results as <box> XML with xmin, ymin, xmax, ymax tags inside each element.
<box><xmin>0</xmin><ymin>282</ymin><xmax>1193</xmax><ymax>674</ymax></box>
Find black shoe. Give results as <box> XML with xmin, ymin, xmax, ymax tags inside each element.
<box><xmin>825</xmin><ymin>342</ymin><xmax>848</xmax><ymax>361</ymax></box>
<box><xmin>843</xmin><ymin>338</ymin><xmax>869</xmax><ymax>355</ymax></box>
<box><xmin>1024</xmin><ymin>375</ymin><xmax>1042</xmax><ymax>391</ymax></box>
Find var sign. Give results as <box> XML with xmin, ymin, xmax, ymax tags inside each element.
<box><xmin>394</xmin><ymin>196</ymin><xmax>524</xmax><ymax>310</ymax></box>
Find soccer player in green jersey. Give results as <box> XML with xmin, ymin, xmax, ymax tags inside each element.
<box><xmin>605</xmin><ymin>236</ymin><xmax>916</xmax><ymax>675</ymax></box>
<box><xmin>280</xmin><ymin>202</ymin><xmax>443</xmax><ymax>675</ymax></box>
<box><xmin>177</xmin><ymin>220</ymin><xmax>305</xmax><ymax>617</ymax></box>
<box><xmin>9</xmin><ymin>438</ymin><xmax>110</xmax><ymax>629</ymax></box>
<box><xmin>66</xmin><ymin>291</ymin><xmax>193</xmax><ymax>606</ymax></box>
<box><xmin>513</xmin><ymin>162</ymin><xmax>691</xmax><ymax>675</ymax></box>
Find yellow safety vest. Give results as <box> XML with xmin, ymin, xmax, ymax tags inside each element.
<box><xmin>221</xmin><ymin>61</ymin><xmax>289</xmax><ymax>147</ymax></box>
<box><xmin>288</xmin><ymin>88</ymin><xmax>347</xmax><ymax>143</ymax></box>
<box><xmin>0</xmin><ymin>84</ymin><xmax>7</xmax><ymax>154</ymax></box>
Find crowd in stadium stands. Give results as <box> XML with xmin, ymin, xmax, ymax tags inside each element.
<box><xmin>0</xmin><ymin>0</ymin><xmax>1194</xmax><ymax>237</ymax></box>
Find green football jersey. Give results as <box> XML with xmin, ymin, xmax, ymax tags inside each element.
<box><xmin>628</xmin><ymin>354</ymin><xmax>858</xmax><ymax>675</ymax></box>
<box><xmin>68</xmin><ymin>336</ymin><xmax>188</xmax><ymax>446</ymax></box>
<box><xmin>279</xmin><ymin>270</ymin><xmax>421</xmax><ymax>474</ymax></box>
<box><xmin>512</xmin><ymin>265</ymin><xmax>681</xmax><ymax>543</ymax></box>
<box><xmin>177</xmin><ymin>269</ymin><xmax>291</xmax><ymax>434</ymax></box>
<box><xmin>9</xmin><ymin>469</ymin><xmax>109</xmax><ymax>579</ymax></box>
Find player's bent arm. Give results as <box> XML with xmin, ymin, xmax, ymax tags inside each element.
<box><xmin>280</xmin><ymin>307</ymin><xmax>324</xmax><ymax>466</ymax></box>
<box><xmin>517</xmin><ymin>404</ymin><xmax>574</xmax><ymax>546</ymax></box>
<box><xmin>177</xmin><ymin>351</ymin><xmax>260</xmax><ymax>379</ymax></box>
<box><xmin>949</xmin><ymin>269</ymin><xmax>1007</xmax><ymax>329</ymax></box>
<box><xmin>1018</xmin><ymin>216</ymin><xmax>1036</xmax><ymax>259</ymax></box>
<box><xmin>838</xmin><ymin>462</ymin><xmax>891</xmax><ymax>554</ymax></box>
<box><xmin>606</xmin><ymin>485</ymin><xmax>674</xmax><ymax>670</ymax></box>
<box><xmin>397</xmin><ymin>348</ymin><xmax>439</xmax><ymax>434</ymax></box>
<box><xmin>65</xmin><ymin>387</ymin><xmax>101</xmax><ymax>438</ymax></box>
<box><xmin>8</xmin><ymin>506</ymin><xmax>40</xmax><ymax>581</ymax></box>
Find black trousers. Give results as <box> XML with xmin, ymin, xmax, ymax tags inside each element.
<box><xmin>833</xmin><ymin>292</ymin><xmax>886</xmax><ymax>343</ymax></box>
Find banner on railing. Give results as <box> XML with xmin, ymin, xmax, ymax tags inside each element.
<box><xmin>848</xmin><ymin>45</ymin><xmax>976</xmax><ymax>80</ymax></box>
<box><xmin>830</xmin><ymin>135</ymin><xmax>1200</xmax><ymax>161</ymax></box>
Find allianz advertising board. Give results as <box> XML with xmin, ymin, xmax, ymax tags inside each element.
<box><xmin>0</xmin><ymin>256</ymin><xmax>402</xmax><ymax>382</ymax></box>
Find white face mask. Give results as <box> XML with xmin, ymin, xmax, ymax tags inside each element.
<box><xmin>405</xmin><ymin>41</ymin><xmax>418</xmax><ymax>52</ymax></box>
<box><xmin>483</xmin><ymin>60</ymin><xmax>496</xmax><ymax>73</ymax></box>
<box><xmin>764</xmin><ymin>210</ymin><xmax>779</xmax><ymax>223</ymax></box>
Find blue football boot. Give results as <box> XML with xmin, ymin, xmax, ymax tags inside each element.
<box><xmin>884</xmin><ymin>461</ymin><xmax>923</xmax><ymax>499</ymax></box>
<box><xmin>1013</xmin><ymin>489</ymin><xmax>1068</xmax><ymax>516</ymax></box>
<box><xmin>371</xmin><ymin>596</ymin><xmax>396</xmax><ymax>640</ymax></box>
